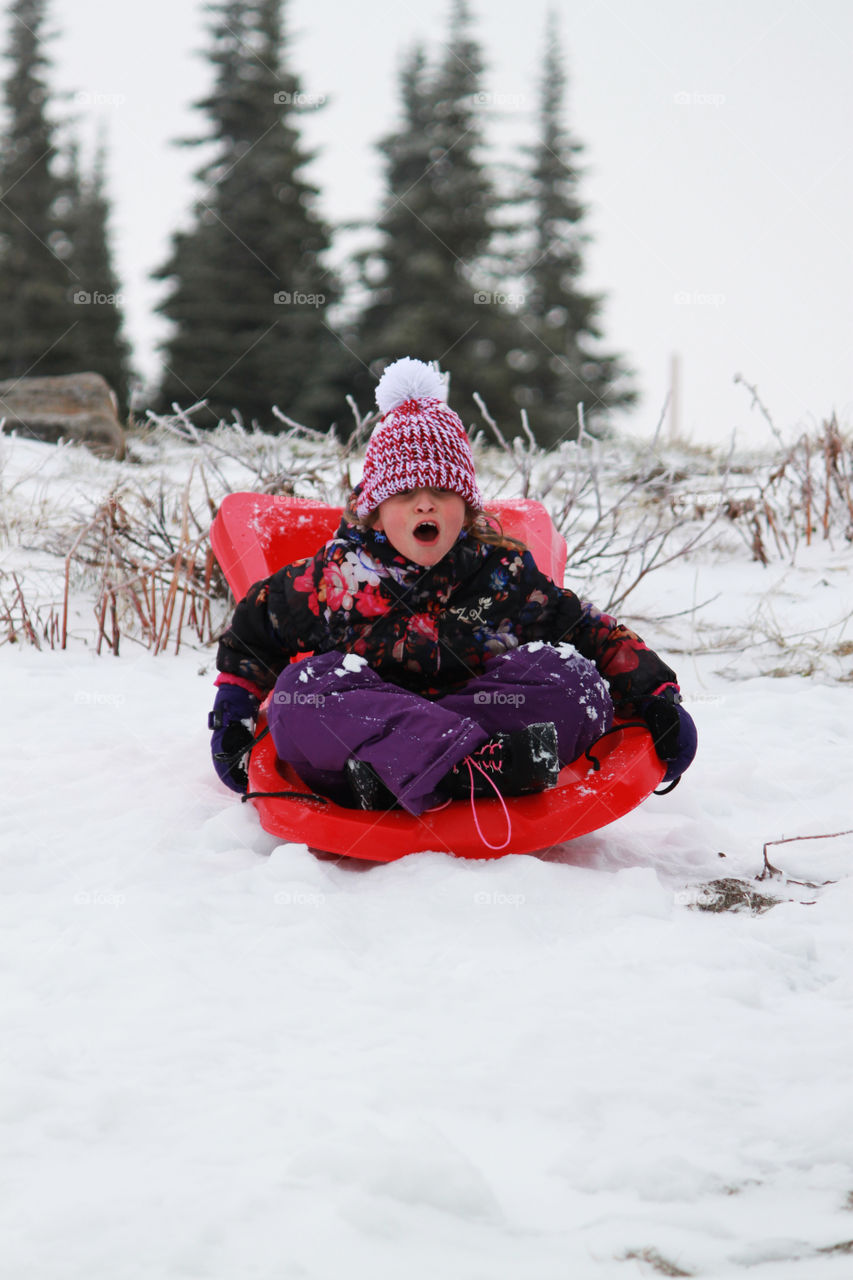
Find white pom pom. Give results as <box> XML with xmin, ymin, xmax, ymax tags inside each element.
<box><xmin>375</xmin><ymin>357</ymin><xmax>448</xmax><ymax>415</ymax></box>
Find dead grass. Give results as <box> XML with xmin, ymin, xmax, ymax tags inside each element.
<box><xmin>621</xmin><ymin>1246</ymin><xmax>693</xmax><ymax>1276</ymax></box>
<box><xmin>2</xmin><ymin>403</ymin><xmax>851</xmax><ymax>659</ymax></box>
<box><xmin>687</xmin><ymin>878</ymin><xmax>779</xmax><ymax>915</ymax></box>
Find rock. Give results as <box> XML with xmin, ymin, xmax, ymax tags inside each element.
<box><xmin>0</xmin><ymin>372</ymin><xmax>126</xmax><ymax>460</ymax></box>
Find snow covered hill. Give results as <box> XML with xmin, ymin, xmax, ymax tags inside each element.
<box><xmin>2</xmin><ymin>427</ymin><xmax>852</xmax><ymax>1278</ymax></box>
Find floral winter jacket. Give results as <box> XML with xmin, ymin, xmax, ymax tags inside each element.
<box><xmin>215</xmin><ymin>516</ymin><xmax>677</xmax><ymax>712</ymax></box>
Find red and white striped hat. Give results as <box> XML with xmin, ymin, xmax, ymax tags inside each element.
<box><xmin>355</xmin><ymin>357</ymin><xmax>483</xmax><ymax>518</ymax></box>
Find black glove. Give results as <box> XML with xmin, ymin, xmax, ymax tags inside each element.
<box><xmin>640</xmin><ymin>689</ymin><xmax>698</xmax><ymax>784</ymax></box>
<box><xmin>209</xmin><ymin>684</ymin><xmax>260</xmax><ymax>793</ymax></box>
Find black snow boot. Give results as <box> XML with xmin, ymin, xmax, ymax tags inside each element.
<box><xmin>344</xmin><ymin>757</ymin><xmax>399</xmax><ymax>811</ymax></box>
<box><xmin>443</xmin><ymin>721</ymin><xmax>560</xmax><ymax>800</ymax></box>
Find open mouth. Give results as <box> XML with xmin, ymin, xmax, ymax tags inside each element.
<box><xmin>413</xmin><ymin>520</ymin><xmax>439</xmax><ymax>544</ymax></box>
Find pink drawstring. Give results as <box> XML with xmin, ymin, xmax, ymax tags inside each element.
<box><xmin>465</xmin><ymin>758</ymin><xmax>512</xmax><ymax>851</ymax></box>
<box><xmin>424</xmin><ymin>797</ymin><xmax>452</xmax><ymax>813</ymax></box>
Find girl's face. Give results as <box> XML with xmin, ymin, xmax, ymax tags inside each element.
<box><xmin>373</xmin><ymin>487</ymin><xmax>467</xmax><ymax>567</ymax></box>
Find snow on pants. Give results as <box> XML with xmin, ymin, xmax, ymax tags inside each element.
<box><xmin>266</xmin><ymin>642</ymin><xmax>613</xmax><ymax>815</ymax></box>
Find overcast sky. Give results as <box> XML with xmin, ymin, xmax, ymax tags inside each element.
<box><xmin>26</xmin><ymin>0</ymin><xmax>853</xmax><ymax>445</ymax></box>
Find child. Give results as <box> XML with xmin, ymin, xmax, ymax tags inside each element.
<box><xmin>209</xmin><ymin>358</ymin><xmax>696</xmax><ymax>818</ymax></box>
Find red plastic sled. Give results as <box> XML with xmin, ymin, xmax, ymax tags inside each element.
<box><xmin>210</xmin><ymin>493</ymin><xmax>664</xmax><ymax>860</ymax></box>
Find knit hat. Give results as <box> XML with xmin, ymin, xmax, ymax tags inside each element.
<box><xmin>355</xmin><ymin>357</ymin><xmax>483</xmax><ymax>518</ymax></box>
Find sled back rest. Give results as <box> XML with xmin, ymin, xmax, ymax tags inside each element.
<box><xmin>211</xmin><ymin>492</ymin><xmax>568</xmax><ymax>604</ymax></box>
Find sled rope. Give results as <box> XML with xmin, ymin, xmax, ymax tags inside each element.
<box><xmin>242</xmin><ymin>789</ymin><xmax>329</xmax><ymax>805</ymax></box>
<box><xmin>240</xmin><ymin>723</ymin><xmax>330</xmax><ymax>805</ymax></box>
<box><xmin>214</xmin><ymin>722</ymin><xmax>271</xmax><ymax>770</ymax></box>
<box><xmin>583</xmin><ymin>720</ymin><xmax>680</xmax><ymax>794</ymax></box>
<box><xmin>583</xmin><ymin>720</ymin><xmax>648</xmax><ymax>770</ymax></box>
<box><xmin>216</xmin><ymin>723</ymin><xmax>330</xmax><ymax>805</ymax></box>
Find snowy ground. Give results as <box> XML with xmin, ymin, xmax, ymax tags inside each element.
<box><xmin>2</xmin><ymin>433</ymin><xmax>853</xmax><ymax>1278</ymax></box>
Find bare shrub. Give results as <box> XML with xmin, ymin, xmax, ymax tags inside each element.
<box><xmin>474</xmin><ymin>393</ymin><xmax>727</xmax><ymax>612</ymax></box>
<box><xmin>0</xmin><ymin>570</ymin><xmax>61</xmax><ymax>648</ymax></box>
<box><xmin>728</xmin><ymin>379</ymin><xmax>853</xmax><ymax>561</ymax></box>
<box><xmin>57</xmin><ymin>472</ymin><xmax>223</xmax><ymax>655</ymax></box>
<box><xmin>3</xmin><ymin>393</ymin><xmax>851</xmax><ymax>662</ymax></box>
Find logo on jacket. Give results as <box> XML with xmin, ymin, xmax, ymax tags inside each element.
<box><xmin>449</xmin><ymin>596</ymin><xmax>493</xmax><ymax>626</ymax></box>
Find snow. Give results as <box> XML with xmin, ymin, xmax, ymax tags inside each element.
<box><xmin>2</xmin><ymin>434</ymin><xmax>853</xmax><ymax>1278</ymax></box>
<box><xmin>340</xmin><ymin>652</ymin><xmax>368</xmax><ymax>673</ymax></box>
<box><xmin>333</xmin><ymin>654</ymin><xmax>369</xmax><ymax>678</ymax></box>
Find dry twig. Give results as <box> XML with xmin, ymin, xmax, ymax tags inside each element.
<box><xmin>758</xmin><ymin>829</ymin><xmax>853</xmax><ymax>883</ymax></box>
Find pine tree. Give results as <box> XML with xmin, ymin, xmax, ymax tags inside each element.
<box><xmin>0</xmin><ymin>0</ymin><xmax>78</xmax><ymax>380</ymax></box>
<box><xmin>512</xmin><ymin>13</ymin><xmax>635</xmax><ymax>445</ymax></box>
<box><xmin>65</xmin><ymin>140</ymin><xmax>134</xmax><ymax>412</ymax></box>
<box><xmin>352</xmin><ymin>0</ymin><xmax>522</xmax><ymax>429</ymax></box>
<box><xmin>154</xmin><ymin>0</ymin><xmax>346</xmax><ymax>429</ymax></box>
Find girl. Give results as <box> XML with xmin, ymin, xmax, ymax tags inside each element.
<box><xmin>209</xmin><ymin>358</ymin><xmax>696</xmax><ymax>817</ymax></box>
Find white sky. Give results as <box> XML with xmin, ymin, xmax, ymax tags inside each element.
<box><xmin>25</xmin><ymin>0</ymin><xmax>853</xmax><ymax>445</ymax></box>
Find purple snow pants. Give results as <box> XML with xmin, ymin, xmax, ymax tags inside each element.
<box><xmin>266</xmin><ymin>642</ymin><xmax>613</xmax><ymax>816</ymax></box>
